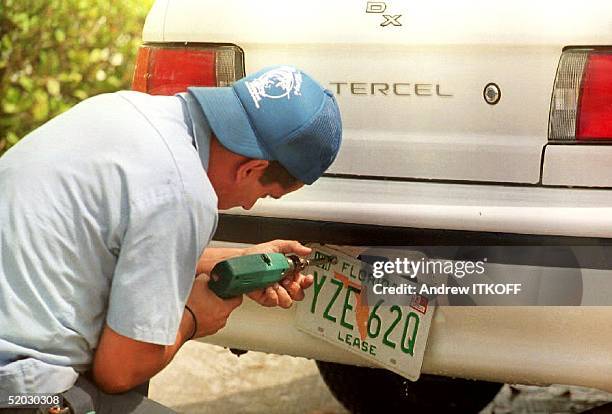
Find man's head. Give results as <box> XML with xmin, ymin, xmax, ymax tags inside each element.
<box><xmin>206</xmin><ymin>135</ymin><xmax>304</xmax><ymax>210</ymax></box>
<box><xmin>188</xmin><ymin>65</ymin><xmax>342</xmax><ymax>210</ymax></box>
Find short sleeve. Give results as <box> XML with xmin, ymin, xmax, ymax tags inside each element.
<box><xmin>106</xmin><ymin>189</ymin><xmax>209</xmax><ymax>345</ymax></box>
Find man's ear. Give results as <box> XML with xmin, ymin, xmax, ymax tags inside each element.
<box><xmin>235</xmin><ymin>159</ymin><xmax>269</xmax><ymax>184</ymax></box>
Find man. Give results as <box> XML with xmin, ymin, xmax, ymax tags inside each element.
<box><xmin>0</xmin><ymin>65</ymin><xmax>342</xmax><ymax>413</ymax></box>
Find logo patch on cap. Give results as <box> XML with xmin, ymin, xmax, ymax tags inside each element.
<box><xmin>245</xmin><ymin>66</ymin><xmax>303</xmax><ymax>109</ymax></box>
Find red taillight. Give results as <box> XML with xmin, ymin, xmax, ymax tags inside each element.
<box><xmin>576</xmin><ymin>53</ymin><xmax>612</xmax><ymax>140</ymax></box>
<box><xmin>132</xmin><ymin>44</ymin><xmax>244</xmax><ymax>95</ymax></box>
<box><xmin>549</xmin><ymin>48</ymin><xmax>612</xmax><ymax>142</ymax></box>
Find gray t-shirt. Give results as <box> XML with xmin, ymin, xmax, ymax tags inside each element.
<box><xmin>0</xmin><ymin>91</ymin><xmax>217</xmax><ymax>396</ymax></box>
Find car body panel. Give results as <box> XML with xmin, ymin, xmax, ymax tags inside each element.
<box><xmin>143</xmin><ymin>0</ymin><xmax>612</xmax><ymax>184</ymax></box>
<box><xmin>543</xmin><ymin>145</ymin><xmax>612</xmax><ymax>187</ymax></box>
<box><xmin>146</xmin><ymin>0</ymin><xmax>612</xmax><ymax>46</ymax></box>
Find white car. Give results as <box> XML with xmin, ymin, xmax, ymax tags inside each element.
<box><xmin>133</xmin><ymin>1</ymin><xmax>612</xmax><ymax>412</ymax></box>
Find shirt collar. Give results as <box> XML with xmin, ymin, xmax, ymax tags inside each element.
<box><xmin>177</xmin><ymin>92</ymin><xmax>211</xmax><ymax>171</ymax></box>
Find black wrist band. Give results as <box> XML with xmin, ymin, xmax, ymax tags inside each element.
<box><xmin>184</xmin><ymin>305</ymin><xmax>197</xmax><ymax>341</ymax></box>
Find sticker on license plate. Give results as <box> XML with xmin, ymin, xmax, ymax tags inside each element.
<box><xmin>295</xmin><ymin>245</ymin><xmax>435</xmax><ymax>381</ymax></box>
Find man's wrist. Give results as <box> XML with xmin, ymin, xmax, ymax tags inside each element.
<box><xmin>184</xmin><ymin>305</ymin><xmax>197</xmax><ymax>341</ymax></box>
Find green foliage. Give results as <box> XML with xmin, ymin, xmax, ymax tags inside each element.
<box><xmin>0</xmin><ymin>0</ymin><xmax>154</xmax><ymax>155</ymax></box>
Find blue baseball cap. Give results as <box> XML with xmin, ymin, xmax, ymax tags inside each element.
<box><xmin>187</xmin><ymin>65</ymin><xmax>342</xmax><ymax>185</ymax></box>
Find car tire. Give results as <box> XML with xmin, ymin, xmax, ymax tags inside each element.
<box><xmin>316</xmin><ymin>360</ymin><xmax>503</xmax><ymax>414</ymax></box>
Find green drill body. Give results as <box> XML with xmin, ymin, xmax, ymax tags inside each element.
<box><xmin>208</xmin><ymin>252</ymin><xmax>336</xmax><ymax>299</ymax></box>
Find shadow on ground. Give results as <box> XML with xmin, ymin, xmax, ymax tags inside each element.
<box><xmin>169</xmin><ymin>374</ymin><xmax>346</xmax><ymax>414</ymax></box>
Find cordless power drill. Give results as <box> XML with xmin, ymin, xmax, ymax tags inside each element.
<box><xmin>208</xmin><ymin>253</ymin><xmax>337</xmax><ymax>299</ymax></box>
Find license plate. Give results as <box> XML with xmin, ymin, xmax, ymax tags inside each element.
<box><xmin>296</xmin><ymin>245</ymin><xmax>435</xmax><ymax>381</ymax></box>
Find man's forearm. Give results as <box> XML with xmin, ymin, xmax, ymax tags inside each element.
<box><xmin>163</xmin><ymin>307</ymin><xmax>197</xmax><ymax>364</ymax></box>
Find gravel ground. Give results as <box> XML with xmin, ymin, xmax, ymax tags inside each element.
<box><xmin>149</xmin><ymin>341</ymin><xmax>612</xmax><ymax>414</ymax></box>
<box><xmin>149</xmin><ymin>341</ymin><xmax>344</xmax><ymax>414</ymax></box>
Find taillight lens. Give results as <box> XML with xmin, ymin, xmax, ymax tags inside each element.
<box><xmin>132</xmin><ymin>44</ymin><xmax>244</xmax><ymax>95</ymax></box>
<box><xmin>577</xmin><ymin>53</ymin><xmax>612</xmax><ymax>140</ymax></box>
<box><xmin>549</xmin><ymin>48</ymin><xmax>612</xmax><ymax>142</ymax></box>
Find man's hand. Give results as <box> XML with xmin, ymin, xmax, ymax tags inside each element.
<box><xmin>242</xmin><ymin>240</ymin><xmax>314</xmax><ymax>308</ymax></box>
<box><xmin>187</xmin><ymin>273</ymin><xmax>243</xmax><ymax>338</ymax></box>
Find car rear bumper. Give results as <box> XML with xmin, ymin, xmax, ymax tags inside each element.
<box><xmin>220</xmin><ymin>176</ymin><xmax>612</xmax><ymax>239</ymax></box>
<box><xmin>202</xmin><ymin>300</ymin><xmax>612</xmax><ymax>392</ymax></box>
<box><xmin>205</xmin><ymin>180</ymin><xmax>612</xmax><ymax>391</ymax></box>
